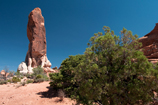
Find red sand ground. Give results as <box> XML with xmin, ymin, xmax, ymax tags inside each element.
<box><xmin>0</xmin><ymin>82</ymin><xmax>76</xmax><ymax>105</ymax></box>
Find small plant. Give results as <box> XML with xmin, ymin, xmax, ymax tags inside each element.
<box><xmin>25</xmin><ymin>73</ymin><xmax>32</xmax><ymax>78</ymax></box>
<box><xmin>12</xmin><ymin>77</ymin><xmax>21</xmax><ymax>83</ymax></box>
<box><xmin>42</xmin><ymin>74</ymin><xmax>49</xmax><ymax>81</ymax></box>
<box><xmin>0</xmin><ymin>80</ymin><xmax>7</xmax><ymax>85</ymax></box>
<box><xmin>34</xmin><ymin>78</ymin><xmax>44</xmax><ymax>83</ymax></box>
<box><xmin>26</xmin><ymin>79</ymin><xmax>34</xmax><ymax>84</ymax></box>
<box><xmin>32</xmin><ymin>66</ymin><xmax>44</xmax><ymax>76</ymax></box>
<box><xmin>36</xmin><ymin>74</ymin><xmax>43</xmax><ymax>79</ymax></box>
<box><xmin>7</xmin><ymin>79</ymin><xmax>11</xmax><ymax>83</ymax></box>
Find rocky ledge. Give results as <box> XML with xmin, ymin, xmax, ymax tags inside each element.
<box><xmin>139</xmin><ymin>23</ymin><xmax>158</xmax><ymax>63</ymax></box>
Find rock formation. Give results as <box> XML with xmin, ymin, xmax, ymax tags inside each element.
<box><xmin>18</xmin><ymin>7</ymin><xmax>54</xmax><ymax>74</ymax></box>
<box><xmin>17</xmin><ymin>62</ymin><xmax>28</xmax><ymax>74</ymax></box>
<box><xmin>139</xmin><ymin>23</ymin><xmax>158</xmax><ymax>63</ymax></box>
<box><xmin>0</xmin><ymin>70</ymin><xmax>9</xmax><ymax>78</ymax></box>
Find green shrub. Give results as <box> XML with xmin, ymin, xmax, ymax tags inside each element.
<box><xmin>0</xmin><ymin>80</ymin><xmax>7</xmax><ymax>85</ymax></box>
<box><xmin>12</xmin><ymin>77</ymin><xmax>21</xmax><ymax>83</ymax></box>
<box><xmin>7</xmin><ymin>79</ymin><xmax>11</xmax><ymax>83</ymax></box>
<box><xmin>15</xmin><ymin>70</ymin><xmax>23</xmax><ymax>78</ymax></box>
<box><xmin>42</xmin><ymin>74</ymin><xmax>49</xmax><ymax>81</ymax></box>
<box><xmin>24</xmin><ymin>73</ymin><xmax>31</xmax><ymax>78</ymax></box>
<box><xmin>34</xmin><ymin>78</ymin><xmax>44</xmax><ymax>83</ymax></box>
<box><xmin>49</xmin><ymin>54</ymin><xmax>85</xmax><ymax>94</ymax></box>
<box><xmin>32</xmin><ymin>66</ymin><xmax>44</xmax><ymax>76</ymax></box>
<box><xmin>26</xmin><ymin>79</ymin><xmax>34</xmax><ymax>84</ymax></box>
<box><xmin>31</xmin><ymin>66</ymin><xmax>49</xmax><ymax>82</ymax></box>
<box><xmin>36</xmin><ymin>74</ymin><xmax>43</xmax><ymax>79</ymax></box>
<box><xmin>49</xmin><ymin>26</ymin><xmax>158</xmax><ymax>105</ymax></box>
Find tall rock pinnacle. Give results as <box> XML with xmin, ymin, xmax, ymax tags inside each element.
<box><xmin>18</xmin><ymin>7</ymin><xmax>54</xmax><ymax>74</ymax></box>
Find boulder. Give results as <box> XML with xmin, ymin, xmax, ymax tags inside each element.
<box><xmin>139</xmin><ymin>23</ymin><xmax>158</xmax><ymax>63</ymax></box>
<box><xmin>17</xmin><ymin>62</ymin><xmax>28</xmax><ymax>74</ymax></box>
<box><xmin>0</xmin><ymin>70</ymin><xmax>9</xmax><ymax>77</ymax></box>
<box><xmin>0</xmin><ymin>70</ymin><xmax>5</xmax><ymax>75</ymax></box>
<box><xmin>21</xmin><ymin>77</ymin><xmax>27</xmax><ymax>83</ymax></box>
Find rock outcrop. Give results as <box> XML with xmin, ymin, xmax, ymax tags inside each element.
<box><xmin>0</xmin><ymin>70</ymin><xmax>9</xmax><ymax>78</ymax></box>
<box><xmin>17</xmin><ymin>62</ymin><xmax>28</xmax><ymax>74</ymax></box>
<box><xmin>139</xmin><ymin>23</ymin><xmax>158</xmax><ymax>63</ymax></box>
<box><xmin>17</xmin><ymin>7</ymin><xmax>54</xmax><ymax>74</ymax></box>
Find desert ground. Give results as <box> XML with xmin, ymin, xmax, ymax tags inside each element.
<box><xmin>0</xmin><ymin>82</ymin><xmax>76</xmax><ymax>105</ymax></box>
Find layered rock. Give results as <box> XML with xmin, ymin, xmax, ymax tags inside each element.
<box><xmin>18</xmin><ymin>7</ymin><xmax>54</xmax><ymax>74</ymax></box>
<box><xmin>139</xmin><ymin>23</ymin><xmax>158</xmax><ymax>63</ymax></box>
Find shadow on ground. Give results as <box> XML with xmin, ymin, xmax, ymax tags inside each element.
<box><xmin>36</xmin><ymin>86</ymin><xmax>58</xmax><ymax>98</ymax></box>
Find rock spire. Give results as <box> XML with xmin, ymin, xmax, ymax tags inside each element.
<box><xmin>18</xmin><ymin>7</ymin><xmax>54</xmax><ymax>74</ymax></box>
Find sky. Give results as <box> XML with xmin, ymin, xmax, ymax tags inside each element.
<box><xmin>1</xmin><ymin>0</ymin><xmax>158</xmax><ymax>72</ymax></box>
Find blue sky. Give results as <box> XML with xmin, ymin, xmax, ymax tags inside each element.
<box><xmin>0</xmin><ymin>0</ymin><xmax>158</xmax><ymax>71</ymax></box>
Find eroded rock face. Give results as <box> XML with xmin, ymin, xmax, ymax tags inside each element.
<box><xmin>139</xmin><ymin>23</ymin><xmax>158</xmax><ymax>63</ymax></box>
<box><xmin>17</xmin><ymin>7</ymin><xmax>54</xmax><ymax>74</ymax></box>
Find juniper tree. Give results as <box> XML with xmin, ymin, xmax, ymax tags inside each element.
<box><xmin>50</xmin><ymin>26</ymin><xmax>158</xmax><ymax>105</ymax></box>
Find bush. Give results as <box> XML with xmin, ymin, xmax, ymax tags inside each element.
<box><xmin>36</xmin><ymin>74</ymin><xmax>43</xmax><ymax>79</ymax></box>
<box><xmin>0</xmin><ymin>80</ymin><xmax>7</xmax><ymax>85</ymax></box>
<box><xmin>32</xmin><ymin>66</ymin><xmax>44</xmax><ymax>76</ymax></box>
<box><xmin>12</xmin><ymin>77</ymin><xmax>21</xmax><ymax>83</ymax></box>
<box><xmin>42</xmin><ymin>74</ymin><xmax>49</xmax><ymax>81</ymax></box>
<box><xmin>49</xmin><ymin>54</ymin><xmax>85</xmax><ymax>93</ymax></box>
<box><xmin>7</xmin><ymin>79</ymin><xmax>11</xmax><ymax>83</ymax></box>
<box><xmin>20</xmin><ymin>76</ymin><xmax>23</xmax><ymax>79</ymax></box>
<box><xmin>49</xmin><ymin>26</ymin><xmax>158</xmax><ymax>105</ymax></box>
<box><xmin>34</xmin><ymin>78</ymin><xmax>44</xmax><ymax>83</ymax></box>
<box><xmin>26</xmin><ymin>79</ymin><xmax>34</xmax><ymax>84</ymax></box>
<box><xmin>31</xmin><ymin>66</ymin><xmax>49</xmax><ymax>82</ymax></box>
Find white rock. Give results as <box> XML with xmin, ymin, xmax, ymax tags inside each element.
<box><xmin>27</xmin><ymin>66</ymin><xmax>33</xmax><ymax>74</ymax></box>
<box><xmin>17</xmin><ymin>62</ymin><xmax>28</xmax><ymax>74</ymax></box>
<box><xmin>21</xmin><ymin>77</ymin><xmax>27</xmax><ymax>82</ymax></box>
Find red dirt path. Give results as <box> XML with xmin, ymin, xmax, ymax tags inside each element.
<box><xmin>0</xmin><ymin>82</ymin><xmax>76</xmax><ymax>105</ymax></box>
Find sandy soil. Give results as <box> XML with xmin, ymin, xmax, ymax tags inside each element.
<box><xmin>0</xmin><ymin>82</ymin><xmax>76</xmax><ymax>105</ymax></box>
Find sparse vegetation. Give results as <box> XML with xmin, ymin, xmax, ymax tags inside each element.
<box><xmin>12</xmin><ymin>77</ymin><xmax>21</xmax><ymax>83</ymax></box>
<box><xmin>13</xmin><ymin>66</ymin><xmax>50</xmax><ymax>84</ymax></box>
<box><xmin>31</xmin><ymin>66</ymin><xmax>49</xmax><ymax>83</ymax></box>
<box><xmin>26</xmin><ymin>79</ymin><xmax>34</xmax><ymax>84</ymax></box>
<box><xmin>0</xmin><ymin>80</ymin><xmax>7</xmax><ymax>85</ymax></box>
<box><xmin>32</xmin><ymin>66</ymin><xmax>44</xmax><ymax>76</ymax></box>
<box><xmin>7</xmin><ymin>79</ymin><xmax>11</xmax><ymax>83</ymax></box>
<box><xmin>34</xmin><ymin>78</ymin><xmax>44</xmax><ymax>83</ymax></box>
<box><xmin>36</xmin><ymin>74</ymin><xmax>43</xmax><ymax>79</ymax></box>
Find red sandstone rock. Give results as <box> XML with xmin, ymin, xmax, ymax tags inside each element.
<box><xmin>52</xmin><ymin>66</ymin><xmax>58</xmax><ymax>69</ymax></box>
<box><xmin>0</xmin><ymin>70</ymin><xmax>5</xmax><ymax>75</ymax></box>
<box><xmin>18</xmin><ymin>7</ymin><xmax>54</xmax><ymax>74</ymax></box>
<box><xmin>0</xmin><ymin>70</ymin><xmax>9</xmax><ymax>77</ymax></box>
<box><xmin>139</xmin><ymin>23</ymin><xmax>158</xmax><ymax>63</ymax></box>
